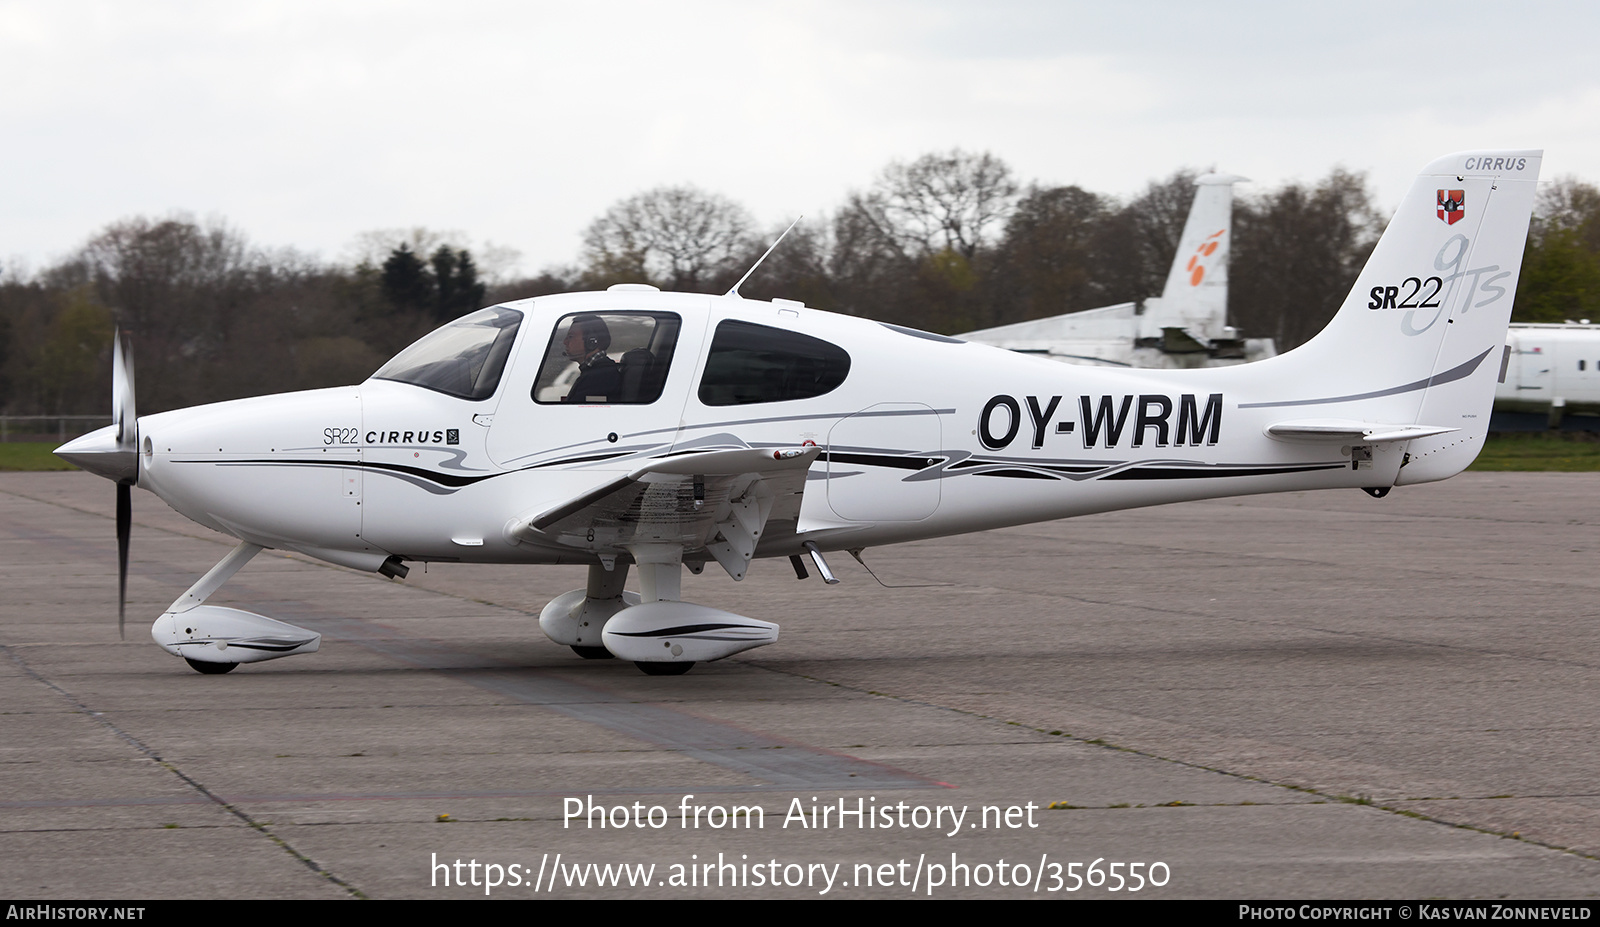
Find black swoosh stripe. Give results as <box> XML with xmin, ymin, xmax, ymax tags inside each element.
<box><xmin>173</xmin><ymin>638</ymin><xmax>315</xmax><ymax>652</ymax></box>
<box><xmin>608</xmin><ymin>622</ymin><xmax>768</xmax><ymax>637</ymax></box>
<box><xmin>818</xmin><ymin>452</ymin><xmax>940</xmax><ymax>471</ymax></box>
<box><xmin>1102</xmin><ymin>464</ymin><xmax>1347</xmax><ymax>480</ymax></box>
<box><xmin>973</xmin><ymin>468</ymin><xmax>1059</xmax><ymax>480</ymax></box>
<box><xmin>192</xmin><ymin>459</ymin><xmax>506</xmax><ymax>489</ymax></box>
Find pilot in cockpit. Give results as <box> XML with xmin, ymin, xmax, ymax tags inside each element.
<box><xmin>561</xmin><ymin>314</ymin><xmax>621</xmax><ymax>403</ymax></box>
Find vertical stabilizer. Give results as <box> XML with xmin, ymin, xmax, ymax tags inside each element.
<box><xmin>1143</xmin><ymin>173</ymin><xmax>1248</xmax><ymax>343</ymax></box>
<box><xmin>1241</xmin><ymin>150</ymin><xmax>1541</xmax><ymax>485</ymax></box>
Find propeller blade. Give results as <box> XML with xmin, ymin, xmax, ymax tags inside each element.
<box><xmin>111</xmin><ymin>329</ymin><xmax>137</xmax><ymax>639</ymax></box>
<box><xmin>111</xmin><ymin>329</ymin><xmax>137</xmax><ymax>452</ymax></box>
<box><xmin>116</xmin><ymin>481</ymin><xmax>130</xmax><ymax>640</ymax></box>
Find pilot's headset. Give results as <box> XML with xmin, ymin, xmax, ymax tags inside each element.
<box><xmin>564</xmin><ymin>314</ymin><xmax>612</xmax><ymax>359</ymax></box>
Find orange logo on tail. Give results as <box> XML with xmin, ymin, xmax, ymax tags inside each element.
<box><xmin>1185</xmin><ymin>230</ymin><xmax>1226</xmax><ymax>286</ymax></box>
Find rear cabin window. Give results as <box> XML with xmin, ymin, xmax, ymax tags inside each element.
<box><xmin>533</xmin><ymin>311</ymin><xmax>681</xmax><ymax>404</ymax></box>
<box><xmin>371</xmin><ymin>306</ymin><xmax>522</xmax><ymax>401</ymax></box>
<box><xmin>697</xmin><ymin>320</ymin><xmax>850</xmax><ymax>406</ymax></box>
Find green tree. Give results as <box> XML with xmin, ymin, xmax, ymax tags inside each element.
<box><xmin>31</xmin><ymin>289</ymin><xmax>113</xmax><ymax>415</ymax></box>
<box><xmin>1514</xmin><ymin>228</ymin><xmax>1600</xmax><ymax>323</ymax></box>
<box><xmin>1513</xmin><ymin>178</ymin><xmax>1600</xmax><ymax>323</ymax></box>
<box><xmin>430</xmin><ymin>246</ymin><xmax>486</xmax><ymax>322</ymax></box>
<box><xmin>381</xmin><ymin>244</ymin><xmax>433</xmax><ymax>314</ymax></box>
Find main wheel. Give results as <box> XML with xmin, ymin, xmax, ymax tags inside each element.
<box><xmin>571</xmin><ymin>645</ymin><xmax>615</xmax><ymax>660</ymax></box>
<box><xmin>635</xmin><ymin>661</ymin><xmax>695</xmax><ymax>676</ymax></box>
<box><xmin>185</xmin><ymin>658</ymin><xmax>238</xmax><ymax>675</ymax></box>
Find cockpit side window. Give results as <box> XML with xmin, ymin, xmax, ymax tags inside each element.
<box><xmin>371</xmin><ymin>306</ymin><xmax>522</xmax><ymax>400</ymax></box>
<box><xmin>533</xmin><ymin>312</ymin><xmax>682</xmax><ymax>404</ymax></box>
<box><xmin>697</xmin><ymin>320</ymin><xmax>850</xmax><ymax>406</ymax></box>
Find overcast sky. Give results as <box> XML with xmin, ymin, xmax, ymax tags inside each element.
<box><xmin>3</xmin><ymin>0</ymin><xmax>1597</xmax><ymax>277</ymax></box>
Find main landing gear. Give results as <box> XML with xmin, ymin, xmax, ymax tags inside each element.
<box><xmin>539</xmin><ymin>553</ymin><xmax>780</xmax><ymax>676</ymax></box>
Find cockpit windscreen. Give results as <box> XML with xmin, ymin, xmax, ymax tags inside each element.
<box><xmin>371</xmin><ymin>306</ymin><xmax>523</xmax><ymax>400</ymax></box>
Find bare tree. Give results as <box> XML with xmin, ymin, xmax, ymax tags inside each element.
<box><xmin>1230</xmin><ymin>169</ymin><xmax>1385</xmax><ymax>350</ymax></box>
<box><xmin>78</xmin><ymin>216</ymin><xmax>253</xmax><ymax>338</ymax></box>
<box><xmin>980</xmin><ymin>183</ymin><xmax>1115</xmax><ymax>327</ymax></box>
<box><xmin>734</xmin><ymin>218</ymin><xmax>836</xmax><ymax>308</ymax></box>
<box><xmin>1108</xmin><ymin>169</ymin><xmax>1203</xmax><ymax>303</ymax></box>
<box><xmin>826</xmin><ymin>151</ymin><xmax>1019</xmax><ymax>331</ymax></box>
<box><xmin>487</xmin><ymin>266</ymin><xmax>580</xmax><ymax>304</ymax></box>
<box><xmin>1127</xmin><ymin>171</ymin><xmax>1201</xmax><ymax>266</ymax></box>
<box><xmin>1533</xmin><ymin>177</ymin><xmax>1600</xmax><ymax>246</ymax></box>
<box><xmin>347</xmin><ymin>227</ymin><xmax>464</xmax><ymax>270</ymax></box>
<box><xmin>842</xmin><ymin>150</ymin><xmax>1019</xmax><ymax>263</ymax></box>
<box><xmin>581</xmin><ymin>186</ymin><xmax>756</xmax><ymax>291</ymax></box>
<box><xmin>64</xmin><ymin>216</ymin><xmax>257</xmax><ymax>408</ymax></box>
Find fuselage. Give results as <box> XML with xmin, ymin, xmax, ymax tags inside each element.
<box><xmin>121</xmin><ymin>288</ymin><xmax>1408</xmax><ymax>573</ymax></box>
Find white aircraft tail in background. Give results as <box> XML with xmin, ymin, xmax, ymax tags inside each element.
<box><xmin>1151</xmin><ymin>172</ymin><xmax>1249</xmax><ymax>345</ymax></box>
<box><xmin>961</xmin><ymin>172</ymin><xmax>1271</xmax><ymax>368</ymax></box>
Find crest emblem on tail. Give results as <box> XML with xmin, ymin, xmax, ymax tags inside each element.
<box><xmin>1437</xmin><ymin>189</ymin><xmax>1465</xmax><ymax>225</ymax></box>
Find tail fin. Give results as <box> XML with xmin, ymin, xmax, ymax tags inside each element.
<box><xmin>1142</xmin><ymin>173</ymin><xmax>1247</xmax><ymax>344</ymax></box>
<box><xmin>1245</xmin><ymin>150</ymin><xmax>1541</xmax><ymax>484</ymax></box>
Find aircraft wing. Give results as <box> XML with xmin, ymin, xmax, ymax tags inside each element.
<box><xmin>509</xmin><ymin>446</ymin><xmax>820</xmax><ymax>581</ymax></box>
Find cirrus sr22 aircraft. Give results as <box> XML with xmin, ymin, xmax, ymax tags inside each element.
<box><xmin>58</xmin><ymin>150</ymin><xmax>1541</xmax><ymax>675</ymax></box>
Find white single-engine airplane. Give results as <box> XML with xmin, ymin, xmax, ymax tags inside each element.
<box><xmin>59</xmin><ymin>150</ymin><xmax>1541</xmax><ymax>676</ymax></box>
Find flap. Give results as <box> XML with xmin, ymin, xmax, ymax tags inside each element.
<box><xmin>508</xmin><ymin>447</ymin><xmax>819</xmax><ymax>561</ymax></box>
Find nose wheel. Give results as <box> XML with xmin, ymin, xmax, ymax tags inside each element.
<box><xmin>185</xmin><ymin>658</ymin><xmax>238</xmax><ymax>675</ymax></box>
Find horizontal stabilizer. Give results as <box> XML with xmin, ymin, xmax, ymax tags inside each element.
<box><xmin>1161</xmin><ymin>326</ymin><xmax>1210</xmax><ymax>354</ymax></box>
<box><xmin>1264</xmin><ymin>419</ymin><xmax>1460</xmax><ymax>444</ymax></box>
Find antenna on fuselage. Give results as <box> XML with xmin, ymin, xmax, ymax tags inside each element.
<box><xmin>726</xmin><ymin>215</ymin><xmax>803</xmax><ymax>298</ymax></box>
